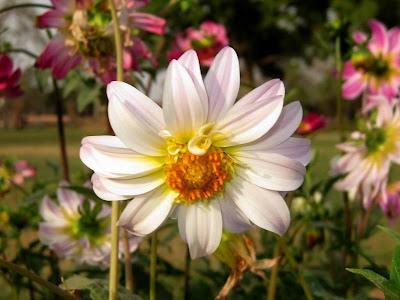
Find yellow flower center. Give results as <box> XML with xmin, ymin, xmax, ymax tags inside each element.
<box><xmin>165</xmin><ymin>147</ymin><xmax>234</xmax><ymax>204</ymax></box>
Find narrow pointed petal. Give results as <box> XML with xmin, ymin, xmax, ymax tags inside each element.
<box><xmin>219</xmin><ymin>194</ymin><xmax>252</xmax><ymax>233</ymax></box>
<box><xmin>57</xmin><ymin>185</ymin><xmax>81</xmax><ymax>216</ymax></box>
<box><xmin>265</xmin><ymin>138</ymin><xmax>311</xmax><ymax>166</ymax></box>
<box><xmin>177</xmin><ymin>50</ymin><xmax>208</xmax><ymax>115</ymax></box>
<box><xmin>342</xmin><ymin>74</ymin><xmax>366</xmax><ymax>99</ymax></box>
<box><xmin>81</xmin><ymin>136</ymin><xmax>165</xmax><ymax>178</ymax></box>
<box><xmin>232</xmin><ymin>101</ymin><xmax>302</xmax><ymax>151</ymax></box>
<box><xmin>205</xmin><ymin>47</ymin><xmax>240</xmax><ymax>122</ymax></box>
<box><xmin>230</xmin><ymin>79</ymin><xmax>284</xmax><ymax>113</ymax></box>
<box><xmin>37</xmin><ymin>10</ymin><xmax>69</xmax><ymax>28</ymax></box>
<box><xmin>388</xmin><ymin>27</ymin><xmax>400</xmax><ymax>54</ymax></box>
<box><xmin>92</xmin><ymin>174</ymin><xmax>133</xmax><ymax>201</ymax></box>
<box><xmin>368</xmin><ymin>19</ymin><xmax>389</xmax><ymax>55</ymax></box>
<box><xmin>130</xmin><ymin>13</ymin><xmax>166</xmax><ymax>35</ymax></box>
<box><xmin>226</xmin><ymin>177</ymin><xmax>290</xmax><ymax>236</ymax></box>
<box><xmin>178</xmin><ymin>200</ymin><xmax>222</xmax><ymax>258</ymax></box>
<box><xmin>40</xmin><ymin>195</ymin><xmax>67</xmax><ymax>224</ymax></box>
<box><xmin>117</xmin><ymin>185</ymin><xmax>177</xmax><ymax>236</ymax></box>
<box><xmin>163</xmin><ymin>60</ymin><xmax>206</xmax><ymax>142</ymax></box>
<box><xmin>213</xmin><ymin>96</ymin><xmax>283</xmax><ymax>147</ymax></box>
<box><xmin>107</xmin><ymin>81</ymin><xmax>167</xmax><ymax>156</ymax></box>
<box><xmin>95</xmin><ymin>169</ymin><xmax>165</xmax><ymax>196</ymax></box>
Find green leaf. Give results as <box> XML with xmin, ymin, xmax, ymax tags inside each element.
<box><xmin>77</xmin><ymin>86</ymin><xmax>100</xmax><ymax>113</ymax></box>
<box><xmin>391</xmin><ymin>245</ymin><xmax>400</xmax><ymax>286</ymax></box>
<box><xmin>378</xmin><ymin>226</ymin><xmax>400</xmax><ymax>242</ymax></box>
<box><xmin>61</xmin><ymin>274</ymin><xmax>94</xmax><ymax>290</ymax></box>
<box><xmin>347</xmin><ymin>268</ymin><xmax>400</xmax><ymax>299</ymax></box>
<box><xmin>62</xmin><ymin>71</ymin><xmax>82</xmax><ymax>98</ymax></box>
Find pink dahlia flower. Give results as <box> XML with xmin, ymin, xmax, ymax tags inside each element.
<box><xmin>0</xmin><ymin>55</ymin><xmax>23</xmax><ymax>98</ymax></box>
<box><xmin>332</xmin><ymin>100</ymin><xmax>400</xmax><ymax>207</ymax></box>
<box><xmin>296</xmin><ymin>112</ymin><xmax>327</xmax><ymax>135</ymax></box>
<box><xmin>39</xmin><ymin>181</ymin><xmax>141</xmax><ymax>267</ymax></box>
<box><xmin>80</xmin><ymin>47</ymin><xmax>311</xmax><ymax>258</ymax></box>
<box><xmin>35</xmin><ymin>0</ymin><xmax>166</xmax><ymax>83</ymax></box>
<box><xmin>168</xmin><ymin>21</ymin><xmax>229</xmax><ymax>67</ymax></box>
<box><xmin>379</xmin><ymin>181</ymin><xmax>400</xmax><ymax>224</ymax></box>
<box><xmin>342</xmin><ymin>20</ymin><xmax>400</xmax><ymax>101</ymax></box>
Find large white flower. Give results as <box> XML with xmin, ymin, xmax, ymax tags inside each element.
<box><xmin>80</xmin><ymin>47</ymin><xmax>311</xmax><ymax>258</ymax></box>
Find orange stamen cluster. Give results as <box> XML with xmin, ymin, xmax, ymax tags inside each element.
<box><xmin>165</xmin><ymin>148</ymin><xmax>234</xmax><ymax>204</ymax></box>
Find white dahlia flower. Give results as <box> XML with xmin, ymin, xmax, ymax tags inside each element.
<box><xmin>39</xmin><ymin>182</ymin><xmax>141</xmax><ymax>267</ymax></box>
<box><xmin>80</xmin><ymin>47</ymin><xmax>311</xmax><ymax>258</ymax></box>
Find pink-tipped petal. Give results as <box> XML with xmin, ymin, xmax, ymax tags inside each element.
<box><xmin>342</xmin><ymin>74</ymin><xmax>367</xmax><ymax>99</ymax></box>
<box><xmin>130</xmin><ymin>13</ymin><xmax>166</xmax><ymax>35</ymax></box>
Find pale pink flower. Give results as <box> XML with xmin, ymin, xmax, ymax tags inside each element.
<box><xmin>168</xmin><ymin>21</ymin><xmax>229</xmax><ymax>67</ymax></box>
<box><xmin>342</xmin><ymin>20</ymin><xmax>400</xmax><ymax>101</ymax></box>
<box><xmin>379</xmin><ymin>181</ymin><xmax>400</xmax><ymax>224</ymax></box>
<box><xmin>12</xmin><ymin>160</ymin><xmax>36</xmax><ymax>186</ymax></box>
<box><xmin>296</xmin><ymin>112</ymin><xmax>328</xmax><ymax>135</ymax></box>
<box><xmin>36</xmin><ymin>0</ymin><xmax>165</xmax><ymax>83</ymax></box>
<box><xmin>0</xmin><ymin>55</ymin><xmax>23</xmax><ymax>98</ymax></box>
<box><xmin>80</xmin><ymin>47</ymin><xmax>311</xmax><ymax>258</ymax></box>
<box><xmin>332</xmin><ymin>100</ymin><xmax>400</xmax><ymax>207</ymax></box>
<box><xmin>39</xmin><ymin>182</ymin><xmax>141</xmax><ymax>267</ymax></box>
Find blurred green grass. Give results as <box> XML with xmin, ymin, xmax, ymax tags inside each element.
<box><xmin>0</xmin><ymin>126</ymin><xmax>398</xmax><ymax>269</ymax></box>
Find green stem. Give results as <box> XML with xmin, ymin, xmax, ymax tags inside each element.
<box><xmin>335</xmin><ymin>36</ymin><xmax>344</xmax><ymax>141</ymax></box>
<box><xmin>150</xmin><ymin>231</ymin><xmax>158</xmax><ymax>300</ymax></box>
<box><xmin>278</xmin><ymin>238</ymin><xmax>313</xmax><ymax>300</ymax></box>
<box><xmin>3</xmin><ymin>48</ymin><xmax>38</xmax><ymax>59</ymax></box>
<box><xmin>109</xmin><ymin>201</ymin><xmax>120</xmax><ymax>300</ymax></box>
<box><xmin>108</xmin><ymin>0</ymin><xmax>124</xmax><ymax>299</ymax></box>
<box><xmin>0</xmin><ymin>3</ymin><xmax>52</xmax><ymax>14</ymax></box>
<box><xmin>0</xmin><ymin>258</ymin><xmax>76</xmax><ymax>300</ymax></box>
<box><xmin>122</xmin><ymin>228</ymin><xmax>134</xmax><ymax>291</ymax></box>
<box><xmin>267</xmin><ymin>244</ymin><xmax>282</xmax><ymax>300</ymax></box>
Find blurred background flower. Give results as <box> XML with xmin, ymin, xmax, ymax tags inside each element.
<box><xmin>0</xmin><ymin>55</ymin><xmax>23</xmax><ymax>99</ymax></box>
<box><xmin>296</xmin><ymin>112</ymin><xmax>328</xmax><ymax>135</ymax></box>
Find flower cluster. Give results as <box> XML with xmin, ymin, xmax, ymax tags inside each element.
<box><xmin>342</xmin><ymin>20</ymin><xmax>400</xmax><ymax>106</ymax></box>
<box><xmin>39</xmin><ymin>182</ymin><xmax>141</xmax><ymax>267</ymax></box>
<box><xmin>80</xmin><ymin>47</ymin><xmax>311</xmax><ymax>258</ymax></box>
<box><xmin>35</xmin><ymin>0</ymin><xmax>166</xmax><ymax>83</ymax></box>
<box><xmin>0</xmin><ymin>55</ymin><xmax>23</xmax><ymax>98</ymax></box>
<box><xmin>0</xmin><ymin>158</ymin><xmax>36</xmax><ymax>195</ymax></box>
<box><xmin>168</xmin><ymin>21</ymin><xmax>229</xmax><ymax>67</ymax></box>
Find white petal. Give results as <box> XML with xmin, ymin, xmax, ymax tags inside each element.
<box><xmin>95</xmin><ymin>169</ymin><xmax>165</xmax><ymax>196</ymax></box>
<box><xmin>264</xmin><ymin>137</ymin><xmax>311</xmax><ymax>166</ymax></box>
<box><xmin>229</xmin><ymin>79</ymin><xmax>285</xmax><ymax>113</ymax></box>
<box><xmin>235</xmin><ymin>101</ymin><xmax>302</xmax><ymax>151</ymax></box>
<box><xmin>40</xmin><ymin>195</ymin><xmax>67</xmax><ymax>224</ymax></box>
<box><xmin>117</xmin><ymin>185</ymin><xmax>177</xmax><ymax>236</ymax></box>
<box><xmin>81</xmin><ymin>136</ymin><xmax>165</xmax><ymax>178</ymax></box>
<box><xmin>213</xmin><ymin>96</ymin><xmax>283</xmax><ymax>147</ymax></box>
<box><xmin>226</xmin><ymin>177</ymin><xmax>290</xmax><ymax>236</ymax></box>
<box><xmin>230</xmin><ymin>151</ymin><xmax>306</xmax><ymax>188</ymax></box>
<box><xmin>177</xmin><ymin>200</ymin><xmax>222</xmax><ymax>259</ymax></box>
<box><xmin>205</xmin><ymin>47</ymin><xmax>240</xmax><ymax>122</ymax></box>
<box><xmin>219</xmin><ymin>194</ymin><xmax>252</xmax><ymax>233</ymax></box>
<box><xmin>57</xmin><ymin>185</ymin><xmax>81</xmax><ymax>216</ymax></box>
<box><xmin>177</xmin><ymin>50</ymin><xmax>208</xmax><ymax>115</ymax></box>
<box><xmin>163</xmin><ymin>60</ymin><xmax>206</xmax><ymax>142</ymax></box>
<box><xmin>92</xmin><ymin>174</ymin><xmax>133</xmax><ymax>201</ymax></box>
<box><xmin>107</xmin><ymin>81</ymin><xmax>167</xmax><ymax>156</ymax></box>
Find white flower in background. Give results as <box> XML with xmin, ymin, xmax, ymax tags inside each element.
<box><xmin>332</xmin><ymin>99</ymin><xmax>400</xmax><ymax>207</ymax></box>
<box><xmin>80</xmin><ymin>47</ymin><xmax>311</xmax><ymax>258</ymax></box>
<box><xmin>39</xmin><ymin>182</ymin><xmax>141</xmax><ymax>267</ymax></box>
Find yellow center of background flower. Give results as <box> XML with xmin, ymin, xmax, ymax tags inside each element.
<box><xmin>165</xmin><ymin>147</ymin><xmax>234</xmax><ymax>204</ymax></box>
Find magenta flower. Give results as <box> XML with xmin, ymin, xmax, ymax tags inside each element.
<box><xmin>342</xmin><ymin>20</ymin><xmax>400</xmax><ymax>101</ymax></box>
<box><xmin>39</xmin><ymin>181</ymin><xmax>141</xmax><ymax>267</ymax></box>
<box><xmin>35</xmin><ymin>0</ymin><xmax>166</xmax><ymax>83</ymax></box>
<box><xmin>0</xmin><ymin>55</ymin><xmax>23</xmax><ymax>98</ymax></box>
<box><xmin>12</xmin><ymin>160</ymin><xmax>36</xmax><ymax>186</ymax></box>
<box><xmin>168</xmin><ymin>21</ymin><xmax>229</xmax><ymax>67</ymax></box>
<box><xmin>296</xmin><ymin>112</ymin><xmax>327</xmax><ymax>135</ymax></box>
<box><xmin>379</xmin><ymin>182</ymin><xmax>400</xmax><ymax>224</ymax></box>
